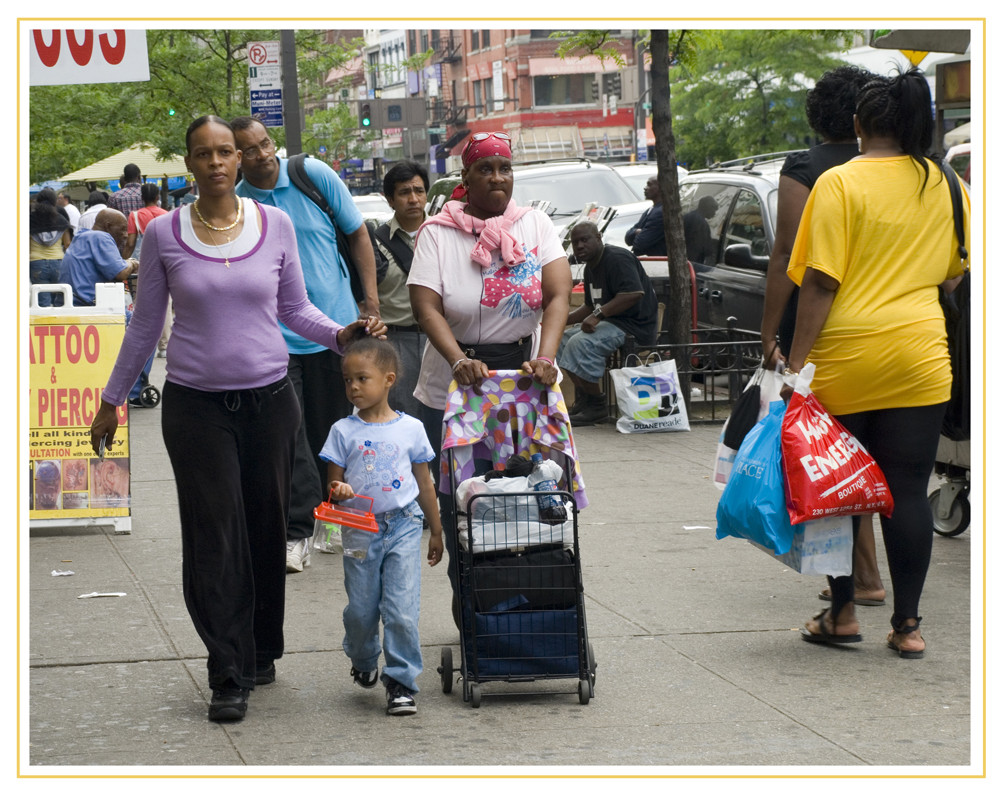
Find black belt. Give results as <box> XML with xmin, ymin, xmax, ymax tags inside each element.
<box><xmin>457</xmin><ymin>336</ymin><xmax>532</xmax><ymax>370</ymax></box>
<box><xmin>385</xmin><ymin>324</ymin><xmax>421</xmax><ymax>334</ymax></box>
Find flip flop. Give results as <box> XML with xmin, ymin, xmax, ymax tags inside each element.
<box><xmin>818</xmin><ymin>589</ymin><xmax>885</xmax><ymax>607</ymax></box>
<box><xmin>800</xmin><ymin>609</ymin><xmax>863</xmax><ymax>646</ymax></box>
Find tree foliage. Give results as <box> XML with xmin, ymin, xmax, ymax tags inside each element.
<box><xmin>671</xmin><ymin>29</ymin><xmax>857</xmax><ymax>168</ymax></box>
<box><xmin>29</xmin><ymin>28</ymin><xmax>364</xmax><ymax>183</ymax></box>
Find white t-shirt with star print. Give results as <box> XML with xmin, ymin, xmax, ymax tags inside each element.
<box><xmin>408</xmin><ymin>208</ymin><xmax>566</xmax><ymax>410</ymax></box>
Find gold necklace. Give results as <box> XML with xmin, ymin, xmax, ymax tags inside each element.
<box><xmin>195</xmin><ymin>199</ymin><xmax>242</xmax><ymax>268</ymax></box>
<box><xmin>194</xmin><ymin>196</ymin><xmax>242</xmax><ymax>232</ymax></box>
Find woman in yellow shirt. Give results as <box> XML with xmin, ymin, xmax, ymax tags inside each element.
<box><xmin>785</xmin><ymin>70</ymin><xmax>969</xmax><ymax>659</ymax></box>
<box><xmin>29</xmin><ymin>187</ymin><xmax>72</xmax><ymax>307</ymax></box>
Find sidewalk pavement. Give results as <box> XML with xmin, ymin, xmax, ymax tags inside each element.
<box><xmin>25</xmin><ymin>358</ymin><xmax>978</xmax><ymax>774</ymax></box>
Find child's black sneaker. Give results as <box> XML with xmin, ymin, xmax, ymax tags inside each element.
<box><xmin>385</xmin><ymin>679</ymin><xmax>416</xmax><ymax>715</ymax></box>
<box><xmin>351</xmin><ymin>666</ymin><xmax>379</xmax><ymax>689</ymax></box>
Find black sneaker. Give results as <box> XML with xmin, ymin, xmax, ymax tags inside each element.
<box><xmin>351</xmin><ymin>666</ymin><xmax>379</xmax><ymax>689</ymax></box>
<box><xmin>255</xmin><ymin>662</ymin><xmax>276</xmax><ymax>686</ymax></box>
<box><xmin>385</xmin><ymin>679</ymin><xmax>416</xmax><ymax>716</ymax></box>
<box><xmin>208</xmin><ymin>681</ymin><xmax>249</xmax><ymax>722</ymax></box>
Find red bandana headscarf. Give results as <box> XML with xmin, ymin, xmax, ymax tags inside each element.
<box><xmin>450</xmin><ymin>133</ymin><xmax>513</xmax><ymax>201</ymax></box>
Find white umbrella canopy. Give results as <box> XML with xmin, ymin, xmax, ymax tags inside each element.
<box><xmin>944</xmin><ymin>122</ymin><xmax>971</xmax><ymax>149</ymax></box>
<box><xmin>58</xmin><ymin>143</ymin><xmax>191</xmax><ymax>182</ymax></box>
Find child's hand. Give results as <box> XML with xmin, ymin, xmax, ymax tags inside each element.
<box><xmin>327</xmin><ymin>480</ymin><xmax>356</xmax><ymax>500</ymax></box>
<box><xmin>427</xmin><ymin>531</ymin><xmax>444</xmax><ymax>567</ymax></box>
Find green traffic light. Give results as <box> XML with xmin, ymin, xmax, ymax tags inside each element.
<box><xmin>168</xmin><ymin>109</ymin><xmax>176</xmax><ymax>116</ymax></box>
<box><xmin>361</xmin><ymin>117</ymin><xmax>371</xmax><ymax>127</ymax></box>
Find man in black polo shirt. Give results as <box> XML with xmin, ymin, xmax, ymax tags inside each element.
<box><xmin>558</xmin><ymin>222</ymin><xmax>658</xmax><ymax>425</ymax></box>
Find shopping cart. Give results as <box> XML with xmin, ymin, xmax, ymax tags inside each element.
<box><xmin>436</xmin><ymin>372</ymin><xmax>596</xmax><ymax>707</ymax></box>
<box><xmin>930</xmin><ymin>436</ymin><xmax>971</xmax><ymax>537</ymax></box>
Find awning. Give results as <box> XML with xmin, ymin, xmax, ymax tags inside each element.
<box><xmin>58</xmin><ymin>143</ymin><xmax>190</xmax><ymax>182</ymax></box>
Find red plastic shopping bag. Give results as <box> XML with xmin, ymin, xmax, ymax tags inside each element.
<box><xmin>781</xmin><ymin>364</ymin><xmax>893</xmax><ymax>524</ymax></box>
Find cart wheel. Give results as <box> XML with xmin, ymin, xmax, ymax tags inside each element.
<box><xmin>470</xmin><ymin>683</ymin><xmax>482</xmax><ymax>708</ymax></box>
<box><xmin>929</xmin><ymin>488</ymin><xmax>970</xmax><ymax>537</ymax></box>
<box><xmin>139</xmin><ymin>385</ymin><xmax>161</xmax><ymax>408</ymax></box>
<box><xmin>439</xmin><ymin>647</ymin><xmax>453</xmax><ymax>694</ymax></box>
<box><xmin>588</xmin><ymin>642</ymin><xmax>597</xmax><ymax>685</ymax></box>
<box><xmin>578</xmin><ymin>679</ymin><xmax>593</xmax><ymax>705</ymax></box>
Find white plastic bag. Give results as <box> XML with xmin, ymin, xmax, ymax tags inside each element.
<box><xmin>610</xmin><ymin>355</ymin><xmax>689</xmax><ymax>434</ymax></box>
<box><xmin>456</xmin><ymin>474</ymin><xmax>567</xmax><ymax>552</ymax></box>
<box><xmin>712</xmin><ymin>368</ymin><xmax>784</xmax><ymax>490</ymax></box>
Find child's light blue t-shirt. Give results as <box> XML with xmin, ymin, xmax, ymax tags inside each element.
<box><xmin>319</xmin><ymin>412</ymin><xmax>435</xmax><ymax>516</ymax></box>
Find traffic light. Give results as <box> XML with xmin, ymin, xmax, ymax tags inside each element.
<box><xmin>359</xmin><ymin>102</ymin><xmax>372</xmax><ymax>129</ymax></box>
<box><xmin>591</xmin><ymin>80</ymin><xmax>600</xmax><ymax>102</ymax></box>
<box><xmin>608</xmin><ymin>73</ymin><xmax>621</xmax><ymax>98</ymax></box>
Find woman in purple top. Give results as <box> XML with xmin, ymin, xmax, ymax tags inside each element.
<box><xmin>90</xmin><ymin>116</ymin><xmax>385</xmax><ymax>723</ymax></box>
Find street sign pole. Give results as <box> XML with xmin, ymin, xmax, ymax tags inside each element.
<box><xmin>280</xmin><ymin>30</ymin><xmax>302</xmax><ymax>156</ymax></box>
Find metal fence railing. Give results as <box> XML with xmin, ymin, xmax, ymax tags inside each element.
<box><xmin>610</xmin><ymin>322</ymin><xmax>764</xmax><ymax>424</ymax></box>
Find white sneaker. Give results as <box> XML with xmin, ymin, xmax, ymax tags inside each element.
<box><xmin>286</xmin><ymin>538</ymin><xmax>311</xmax><ymax>573</ymax></box>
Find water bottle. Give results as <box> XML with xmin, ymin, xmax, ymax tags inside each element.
<box><xmin>529</xmin><ymin>453</ymin><xmax>567</xmax><ymax>524</ymax></box>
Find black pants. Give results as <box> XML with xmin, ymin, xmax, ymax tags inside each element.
<box><xmin>161</xmin><ymin>377</ymin><xmax>300</xmax><ymax>689</ymax></box>
<box><xmin>286</xmin><ymin>350</ymin><xmax>352</xmax><ymax>540</ymax></box>
<box><xmin>826</xmin><ymin>402</ymin><xmax>948</xmax><ymax>627</ymax></box>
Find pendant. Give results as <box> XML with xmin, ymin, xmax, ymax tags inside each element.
<box><xmin>224</xmin><ymin>259</ymin><xmax>230</xmax><ymax>268</ymax></box>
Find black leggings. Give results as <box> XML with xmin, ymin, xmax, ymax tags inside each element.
<box><xmin>826</xmin><ymin>402</ymin><xmax>948</xmax><ymax>628</ymax></box>
<box><xmin>161</xmin><ymin>377</ymin><xmax>300</xmax><ymax>689</ymax></box>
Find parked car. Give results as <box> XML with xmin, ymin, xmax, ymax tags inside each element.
<box><xmin>352</xmin><ymin>193</ymin><xmax>393</xmax><ymax>224</ymax></box>
<box><xmin>611</xmin><ymin>162</ymin><xmax>688</xmax><ymax>201</ymax></box>
<box><xmin>945</xmin><ymin>143</ymin><xmax>971</xmax><ymax>184</ymax></box>
<box><xmin>426</xmin><ymin>158</ymin><xmax>638</xmax><ymax>220</ymax></box>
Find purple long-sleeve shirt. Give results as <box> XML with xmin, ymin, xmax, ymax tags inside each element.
<box><xmin>102</xmin><ymin>201</ymin><xmax>344</xmax><ymax>405</ymax></box>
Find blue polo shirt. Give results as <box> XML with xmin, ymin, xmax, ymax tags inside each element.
<box><xmin>64</xmin><ymin>228</ymin><xmax>129</xmax><ymax>306</ymax></box>
<box><xmin>236</xmin><ymin>156</ymin><xmax>363</xmax><ymax>353</ymax></box>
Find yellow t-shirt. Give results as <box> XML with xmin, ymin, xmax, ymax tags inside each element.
<box><xmin>787</xmin><ymin>156</ymin><xmax>969</xmax><ymax>415</ymax></box>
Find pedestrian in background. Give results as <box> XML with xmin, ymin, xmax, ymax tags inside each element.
<box><xmin>77</xmin><ymin>190</ymin><xmax>109</xmax><ymax>231</ymax></box>
<box><xmin>370</xmin><ymin>159</ymin><xmax>429</xmax><ymax>419</ymax></box>
<box><xmin>231</xmin><ymin>115</ymin><xmax>382</xmax><ymax>575</ymax></box>
<box><xmin>108</xmin><ymin>163</ymin><xmax>144</xmax><ymax>216</ymax></box>
<box><xmin>785</xmin><ymin>70</ymin><xmax>969</xmax><ymax>658</ymax></box>
<box><xmin>28</xmin><ymin>187</ymin><xmax>72</xmax><ymax>307</ymax></box>
<box><xmin>759</xmin><ymin>65</ymin><xmax>887</xmax><ymax>609</ymax></box>
<box><xmin>624</xmin><ymin>175</ymin><xmax>667</xmax><ymax>257</ymax></box>
<box><xmin>90</xmin><ymin>115</ymin><xmax>385</xmax><ymax>723</ymax></box>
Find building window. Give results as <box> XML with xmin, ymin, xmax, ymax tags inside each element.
<box><xmin>408</xmin><ymin>30</ymin><xmax>417</xmax><ymax>55</ymax></box>
<box><xmin>473</xmin><ymin>80</ymin><xmax>483</xmax><ymax>111</ymax></box>
<box><xmin>484</xmin><ymin>78</ymin><xmax>494</xmax><ymax>111</ymax></box>
<box><xmin>471</xmin><ymin>31</ymin><xmax>480</xmax><ymax>51</ymax></box>
<box><xmin>431</xmin><ymin>30</ymin><xmax>440</xmax><ymax>50</ymax></box>
<box><xmin>533</xmin><ymin>74</ymin><xmax>589</xmax><ymax>106</ymax></box>
<box><xmin>482</xmin><ymin>30</ymin><xmax>491</xmax><ymax>48</ymax></box>
<box><xmin>421</xmin><ymin>31</ymin><xmax>429</xmax><ymax>51</ymax></box>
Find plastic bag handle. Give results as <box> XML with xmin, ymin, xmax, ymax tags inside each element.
<box><xmin>326</xmin><ymin>491</ymin><xmax>374</xmax><ymax>514</ymax></box>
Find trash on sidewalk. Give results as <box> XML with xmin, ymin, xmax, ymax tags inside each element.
<box><xmin>77</xmin><ymin>592</ymin><xmax>126</xmax><ymax>599</ymax></box>
<box><xmin>51</xmin><ymin>570</ymin><xmax>74</xmax><ymax>576</ymax></box>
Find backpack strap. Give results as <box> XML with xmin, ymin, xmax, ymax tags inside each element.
<box><xmin>374</xmin><ymin>222</ymin><xmax>415</xmax><ymax>275</ymax></box>
<box><xmin>286</xmin><ymin>153</ymin><xmax>351</xmax><ymax>283</ymax></box>
<box><xmin>940</xmin><ymin>163</ymin><xmax>968</xmax><ymax>264</ymax></box>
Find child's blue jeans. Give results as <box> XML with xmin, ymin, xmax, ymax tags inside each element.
<box><xmin>342</xmin><ymin>500</ymin><xmax>424</xmax><ymax>692</ymax></box>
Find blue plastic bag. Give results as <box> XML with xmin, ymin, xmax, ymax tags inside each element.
<box><xmin>716</xmin><ymin>400</ymin><xmax>795</xmax><ymax>554</ymax></box>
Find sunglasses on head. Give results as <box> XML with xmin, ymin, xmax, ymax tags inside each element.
<box><xmin>470</xmin><ymin>132</ymin><xmax>511</xmax><ymax>142</ymax></box>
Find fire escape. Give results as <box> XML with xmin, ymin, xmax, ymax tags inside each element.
<box><xmin>428</xmin><ymin>33</ymin><xmax>468</xmax><ymax>127</ymax></box>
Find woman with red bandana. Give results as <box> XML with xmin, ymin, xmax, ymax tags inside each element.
<box><xmin>407</xmin><ymin>132</ymin><xmax>572</xmax><ymax>613</ymax></box>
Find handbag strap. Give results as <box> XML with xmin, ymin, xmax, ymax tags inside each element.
<box><xmin>941</xmin><ymin>163</ymin><xmax>968</xmax><ymax>265</ymax></box>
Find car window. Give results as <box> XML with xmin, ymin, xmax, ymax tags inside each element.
<box><xmin>512</xmin><ymin>170</ymin><xmax>637</xmax><ymax>217</ymax></box>
<box><xmin>679</xmin><ymin>182</ymin><xmax>739</xmax><ymax>266</ymax></box>
<box><xmin>724</xmin><ymin>189</ymin><xmax>768</xmax><ymax>260</ymax></box>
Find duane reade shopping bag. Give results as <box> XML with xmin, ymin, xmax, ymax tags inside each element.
<box><xmin>781</xmin><ymin>363</ymin><xmax>894</xmax><ymax>525</ymax></box>
<box><xmin>610</xmin><ymin>355</ymin><xmax>689</xmax><ymax>434</ymax></box>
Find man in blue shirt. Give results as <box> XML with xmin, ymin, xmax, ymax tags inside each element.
<box><xmin>64</xmin><ymin>210</ymin><xmax>135</xmax><ymax>306</ymax></box>
<box><xmin>624</xmin><ymin>175</ymin><xmax>667</xmax><ymax>257</ymax></box>
<box><xmin>232</xmin><ymin>116</ymin><xmax>381</xmax><ymax>576</ymax></box>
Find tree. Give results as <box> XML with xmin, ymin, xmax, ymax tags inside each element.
<box><xmin>671</xmin><ymin>29</ymin><xmax>856</xmax><ymax>167</ymax></box>
<box><xmin>28</xmin><ymin>28</ymin><xmax>364</xmax><ymax>183</ymax></box>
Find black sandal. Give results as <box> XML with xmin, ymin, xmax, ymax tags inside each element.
<box><xmin>887</xmin><ymin>616</ymin><xmax>924</xmax><ymax>659</ymax></box>
<box><xmin>800</xmin><ymin>608</ymin><xmax>863</xmax><ymax>646</ymax></box>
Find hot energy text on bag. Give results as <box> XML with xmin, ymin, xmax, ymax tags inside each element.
<box><xmin>781</xmin><ymin>365</ymin><xmax>893</xmax><ymax>524</ymax></box>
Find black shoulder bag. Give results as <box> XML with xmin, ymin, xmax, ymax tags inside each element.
<box><xmin>286</xmin><ymin>153</ymin><xmax>386</xmax><ymax>303</ymax></box>
<box><xmin>373</xmin><ymin>222</ymin><xmax>415</xmax><ymax>275</ymax></box>
<box><xmin>939</xmin><ymin>164</ymin><xmax>971</xmax><ymax>442</ymax></box>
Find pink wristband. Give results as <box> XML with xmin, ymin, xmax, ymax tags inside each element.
<box><xmin>536</xmin><ymin>356</ymin><xmax>554</xmax><ymax>365</ymax></box>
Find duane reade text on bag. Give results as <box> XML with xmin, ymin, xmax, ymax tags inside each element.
<box><xmin>610</xmin><ymin>356</ymin><xmax>690</xmax><ymax>434</ymax></box>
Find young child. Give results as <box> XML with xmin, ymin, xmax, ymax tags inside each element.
<box><xmin>319</xmin><ymin>337</ymin><xmax>444</xmax><ymax>716</ymax></box>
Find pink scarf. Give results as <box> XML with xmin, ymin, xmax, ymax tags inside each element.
<box><xmin>421</xmin><ymin>199</ymin><xmax>531</xmax><ymax>268</ymax></box>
